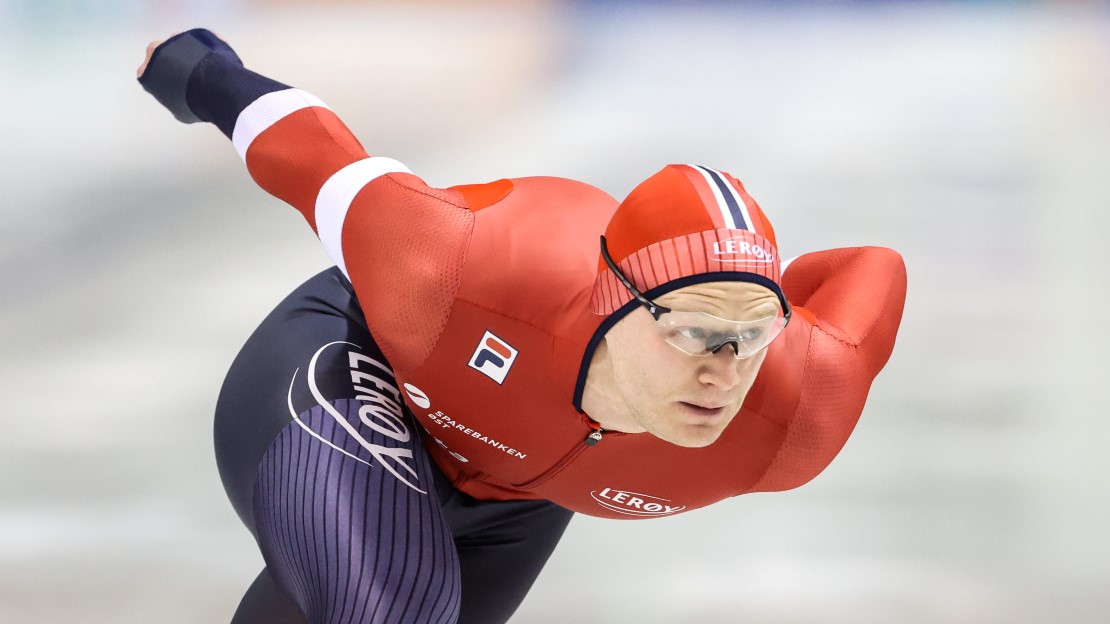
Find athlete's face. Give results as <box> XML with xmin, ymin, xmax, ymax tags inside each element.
<box><xmin>592</xmin><ymin>281</ymin><xmax>780</xmax><ymax>448</ymax></box>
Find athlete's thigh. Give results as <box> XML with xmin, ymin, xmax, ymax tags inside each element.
<box><xmin>214</xmin><ymin>268</ymin><xmax>370</xmax><ymax>533</ymax></box>
<box><xmin>216</xmin><ymin>268</ymin><xmax>461</xmax><ymax>623</ymax></box>
<box><xmin>435</xmin><ymin>474</ymin><xmax>574</xmax><ymax>624</ymax></box>
<box><xmin>254</xmin><ymin>394</ymin><xmax>460</xmax><ymax>623</ymax></box>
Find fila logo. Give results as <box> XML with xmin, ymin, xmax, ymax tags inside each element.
<box><xmin>711</xmin><ymin>237</ymin><xmax>775</xmax><ymax>264</ymax></box>
<box><xmin>467</xmin><ymin>330</ymin><xmax>518</xmax><ymax>385</ymax></box>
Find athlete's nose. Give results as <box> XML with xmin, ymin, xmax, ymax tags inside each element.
<box><xmin>709</xmin><ymin>339</ymin><xmax>740</xmax><ymax>357</ymax></box>
<box><xmin>696</xmin><ymin>349</ymin><xmax>745</xmax><ymax>391</ymax></box>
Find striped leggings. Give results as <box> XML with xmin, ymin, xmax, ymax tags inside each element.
<box><xmin>214</xmin><ymin>268</ymin><xmax>572</xmax><ymax>623</ymax></box>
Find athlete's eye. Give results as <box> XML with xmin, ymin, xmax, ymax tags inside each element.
<box><xmin>673</xmin><ymin>326</ymin><xmax>707</xmax><ymax>340</ymax></box>
<box><xmin>740</xmin><ymin>327</ymin><xmax>764</xmax><ymax>341</ymax></box>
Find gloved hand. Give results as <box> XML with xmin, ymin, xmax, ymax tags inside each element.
<box><xmin>136</xmin><ymin>29</ymin><xmax>239</xmax><ymax>124</ymax></box>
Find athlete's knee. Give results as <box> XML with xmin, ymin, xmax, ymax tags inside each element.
<box><xmin>231</xmin><ymin>568</ymin><xmax>308</xmax><ymax>624</ymax></box>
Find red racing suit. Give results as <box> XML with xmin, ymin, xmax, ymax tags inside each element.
<box><xmin>154</xmin><ymin>32</ymin><xmax>907</xmax><ymax>520</ymax></box>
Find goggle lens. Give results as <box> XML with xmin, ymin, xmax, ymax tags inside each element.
<box><xmin>656</xmin><ymin>310</ymin><xmax>787</xmax><ymax>359</ymax></box>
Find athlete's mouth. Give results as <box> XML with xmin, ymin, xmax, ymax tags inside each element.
<box><xmin>678</xmin><ymin>402</ymin><xmax>727</xmax><ymax>417</ymax></box>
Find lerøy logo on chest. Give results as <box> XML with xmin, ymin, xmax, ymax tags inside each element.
<box><xmin>467</xmin><ymin>330</ymin><xmax>518</xmax><ymax>384</ymax></box>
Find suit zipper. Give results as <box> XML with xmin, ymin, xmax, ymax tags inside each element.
<box><xmin>514</xmin><ymin>418</ymin><xmax>605</xmax><ymax>489</ymax></box>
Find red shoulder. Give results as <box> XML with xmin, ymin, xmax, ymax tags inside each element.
<box><xmin>746</xmin><ymin>246</ymin><xmax>907</xmax><ymax>493</ymax></box>
<box><xmin>342</xmin><ymin>174</ymin><xmax>473</xmax><ymax>372</ymax></box>
<box><xmin>449</xmin><ymin>179</ymin><xmax>515</xmax><ymax>212</ymax></box>
<box><xmin>782</xmin><ymin>246</ymin><xmax>906</xmax><ymax>374</ymax></box>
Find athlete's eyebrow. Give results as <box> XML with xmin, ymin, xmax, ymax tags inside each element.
<box><xmin>662</xmin><ymin>299</ymin><xmax>780</xmax><ymax>322</ymax></box>
<box><xmin>722</xmin><ymin>299</ymin><xmax>781</xmax><ymax>322</ymax></box>
<box><xmin>746</xmin><ymin>306</ymin><xmax>781</xmax><ymax>321</ymax></box>
<box><xmin>746</xmin><ymin>300</ymin><xmax>781</xmax><ymax>315</ymax></box>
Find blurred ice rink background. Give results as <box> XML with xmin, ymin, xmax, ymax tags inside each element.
<box><xmin>2</xmin><ymin>0</ymin><xmax>1109</xmax><ymax>622</ymax></box>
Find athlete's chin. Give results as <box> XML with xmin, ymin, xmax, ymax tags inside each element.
<box><xmin>653</xmin><ymin>422</ymin><xmax>728</xmax><ymax>448</ymax></box>
<box><xmin>649</xmin><ymin>404</ymin><xmax>738</xmax><ymax>447</ymax></box>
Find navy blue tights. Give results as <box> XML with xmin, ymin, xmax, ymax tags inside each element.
<box><xmin>215</xmin><ymin>268</ymin><xmax>572</xmax><ymax>623</ymax></box>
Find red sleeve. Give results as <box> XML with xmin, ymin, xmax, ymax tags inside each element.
<box><xmin>242</xmin><ymin>105</ymin><xmax>369</xmax><ymax>231</ymax></box>
<box><xmin>233</xmin><ymin>89</ymin><xmax>474</xmax><ymax>371</ymax></box>
<box><xmin>341</xmin><ymin>175</ymin><xmax>473</xmax><ymax>371</ymax></box>
<box><xmin>148</xmin><ymin>39</ymin><xmax>478</xmax><ymax>372</ymax></box>
<box><xmin>750</xmin><ymin>246</ymin><xmax>907</xmax><ymax>492</ymax></box>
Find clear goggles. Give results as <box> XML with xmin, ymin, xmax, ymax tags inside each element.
<box><xmin>599</xmin><ymin>234</ymin><xmax>793</xmax><ymax>360</ymax></box>
<box><xmin>654</xmin><ymin>309</ymin><xmax>788</xmax><ymax>359</ymax></box>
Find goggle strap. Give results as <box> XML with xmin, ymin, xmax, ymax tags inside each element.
<box><xmin>600</xmin><ymin>235</ymin><xmax>671</xmax><ymax>320</ymax></box>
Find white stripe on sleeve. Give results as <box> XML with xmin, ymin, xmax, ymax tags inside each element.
<box><xmin>314</xmin><ymin>157</ymin><xmax>413</xmax><ymax>277</ymax></box>
<box><xmin>231</xmin><ymin>88</ymin><xmax>330</xmax><ymax>161</ymax></box>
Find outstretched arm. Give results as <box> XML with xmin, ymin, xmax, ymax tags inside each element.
<box><xmin>139</xmin><ymin>30</ymin><xmax>389</xmax><ymax>234</ymax></box>
<box><xmin>138</xmin><ymin>29</ymin><xmax>474</xmax><ymax>371</ymax></box>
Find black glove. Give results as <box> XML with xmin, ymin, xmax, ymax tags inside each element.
<box><xmin>138</xmin><ymin>28</ymin><xmax>243</xmax><ymax>124</ymax></box>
